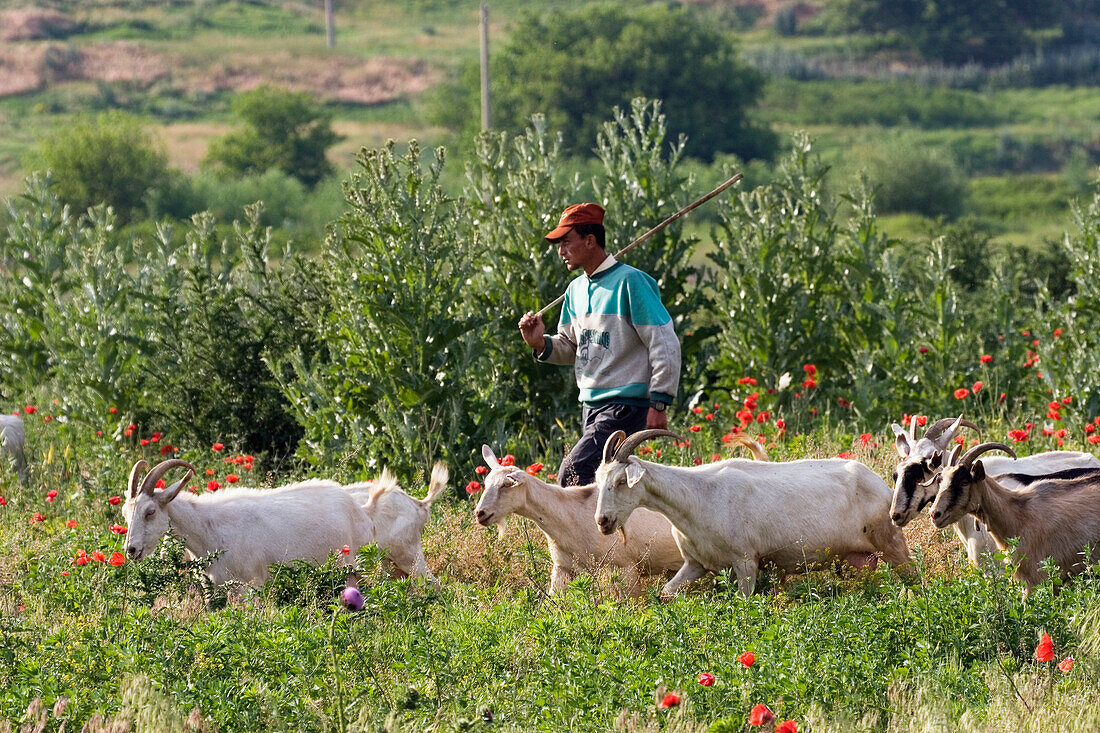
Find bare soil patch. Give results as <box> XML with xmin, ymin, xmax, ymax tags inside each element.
<box><xmin>0</xmin><ymin>8</ymin><xmax>79</xmax><ymax>41</ymax></box>
<box><xmin>0</xmin><ymin>38</ymin><xmax>438</xmax><ymax>104</ymax></box>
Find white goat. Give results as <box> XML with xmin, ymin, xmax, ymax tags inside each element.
<box><xmin>0</xmin><ymin>414</ymin><xmax>28</xmax><ymax>484</ymax></box>
<box><xmin>123</xmin><ymin>459</ymin><xmax>374</xmax><ymax>587</ymax></box>
<box><xmin>474</xmin><ymin>445</ymin><xmax>684</xmax><ymax>596</ymax></box>
<box><xmin>931</xmin><ymin>442</ymin><xmax>1100</xmax><ymax>589</ymax></box>
<box><xmin>595</xmin><ymin>430</ymin><xmax>912</xmax><ymax>598</ymax></box>
<box><xmin>341</xmin><ymin>462</ymin><xmax>448</xmax><ymax>589</ymax></box>
<box><xmin>890</xmin><ymin>415</ymin><xmax>1100</xmax><ymax>567</ymax></box>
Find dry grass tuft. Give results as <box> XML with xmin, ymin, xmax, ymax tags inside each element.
<box><xmin>0</xmin><ymin>9</ymin><xmax>78</xmax><ymax>42</ymax></box>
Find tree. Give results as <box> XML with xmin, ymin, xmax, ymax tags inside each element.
<box><xmin>823</xmin><ymin>0</ymin><xmax>1065</xmax><ymax>64</ymax></box>
<box><xmin>428</xmin><ymin>4</ymin><xmax>776</xmax><ymax>161</ymax></box>
<box><xmin>206</xmin><ymin>86</ymin><xmax>340</xmax><ymax>188</ymax></box>
<box><xmin>26</xmin><ymin>111</ymin><xmax>169</xmax><ymax>223</ymax></box>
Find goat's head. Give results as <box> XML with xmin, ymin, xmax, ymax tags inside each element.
<box><xmin>889</xmin><ymin>415</ymin><xmax>979</xmax><ymax>526</ymax></box>
<box><xmin>594</xmin><ymin>429</ymin><xmax>681</xmax><ymax>536</ymax></box>
<box><xmin>474</xmin><ymin>445</ymin><xmax>528</xmax><ymax>530</ymax></box>
<box><xmin>122</xmin><ymin>459</ymin><xmax>195</xmax><ymax>561</ymax></box>
<box><xmin>930</xmin><ymin>442</ymin><xmax>1015</xmax><ymax>528</ymax></box>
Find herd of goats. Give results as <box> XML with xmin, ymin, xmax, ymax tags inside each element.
<box><xmin>3</xmin><ymin>413</ymin><xmax>1100</xmax><ymax>600</ymax></box>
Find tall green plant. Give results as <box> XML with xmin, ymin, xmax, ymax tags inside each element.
<box><xmin>273</xmin><ymin>142</ymin><xmax>485</xmax><ymax>477</ymax></box>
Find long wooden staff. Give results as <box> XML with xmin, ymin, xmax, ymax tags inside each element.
<box><xmin>534</xmin><ymin>172</ymin><xmax>743</xmax><ymax>317</ymax></box>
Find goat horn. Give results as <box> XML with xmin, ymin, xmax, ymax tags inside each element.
<box><xmin>140</xmin><ymin>459</ymin><xmax>197</xmax><ymax>495</ymax></box>
<box><xmin>128</xmin><ymin>460</ymin><xmax>149</xmax><ymax>498</ymax></box>
<box><xmin>613</xmin><ymin>429</ymin><xmax>684</xmax><ymax>463</ymax></box>
<box><xmin>924</xmin><ymin>416</ymin><xmax>980</xmax><ymax>442</ymax></box>
<box><xmin>908</xmin><ymin>414</ymin><xmax>918</xmax><ymax>441</ymax></box>
<box><xmin>958</xmin><ymin>442</ymin><xmax>1016</xmax><ymax>468</ymax></box>
<box><xmin>946</xmin><ymin>442</ymin><xmax>963</xmax><ymax>468</ymax></box>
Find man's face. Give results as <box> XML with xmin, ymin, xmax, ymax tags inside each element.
<box><xmin>556</xmin><ymin>229</ymin><xmax>591</xmax><ymax>270</ymax></box>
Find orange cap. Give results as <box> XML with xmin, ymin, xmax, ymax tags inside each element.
<box><xmin>544</xmin><ymin>202</ymin><xmax>605</xmax><ymax>241</ymax></box>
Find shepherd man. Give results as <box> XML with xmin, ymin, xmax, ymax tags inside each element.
<box><xmin>518</xmin><ymin>202</ymin><xmax>681</xmax><ymax>486</ymax></box>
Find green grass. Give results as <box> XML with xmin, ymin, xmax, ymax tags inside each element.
<box><xmin>2</xmin><ymin>414</ymin><xmax>1100</xmax><ymax>731</ymax></box>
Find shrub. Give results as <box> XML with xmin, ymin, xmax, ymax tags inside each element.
<box><xmin>205</xmin><ymin>85</ymin><xmax>340</xmax><ymax>188</ymax></box>
<box><xmin>24</xmin><ymin>110</ymin><xmax>170</xmax><ymax>223</ymax></box>
<box><xmin>866</xmin><ymin>142</ymin><xmax>968</xmax><ymax>219</ymax></box>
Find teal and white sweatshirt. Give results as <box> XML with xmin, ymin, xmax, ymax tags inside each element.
<box><xmin>538</xmin><ymin>256</ymin><xmax>681</xmax><ymax>407</ymax></box>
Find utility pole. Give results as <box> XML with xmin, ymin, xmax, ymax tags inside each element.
<box><xmin>479</xmin><ymin>3</ymin><xmax>490</xmax><ymax>131</ymax></box>
<box><xmin>324</xmin><ymin>0</ymin><xmax>335</xmax><ymax>49</ymax></box>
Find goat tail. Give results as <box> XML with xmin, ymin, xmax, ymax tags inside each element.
<box><xmin>421</xmin><ymin>461</ymin><xmax>449</xmax><ymax>510</ymax></box>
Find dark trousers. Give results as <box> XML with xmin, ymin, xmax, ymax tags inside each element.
<box><xmin>558</xmin><ymin>402</ymin><xmax>648</xmax><ymax>487</ymax></box>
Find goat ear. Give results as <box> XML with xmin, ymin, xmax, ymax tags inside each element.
<box><xmin>890</xmin><ymin>424</ymin><xmax>911</xmax><ymax>458</ymax></box>
<box><xmin>972</xmin><ymin>461</ymin><xmax>985</xmax><ymax>482</ymax></box>
<box><xmin>481</xmin><ymin>445</ymin><xmax>501</xmax><ymax>471</ymax></box>
<box><xmin>929</xmin><ymin>452</ymin><xmax>943</xmax><ymax>469</ymax></box>
<box><xmin>157</xmin><ymin>469</ymin><xmax>193</xmax><ymax>505</ymax></box>
<box><xmin>625</xmin><ymin>461</ymin><xmax>646</xmax><ymax>488</ymax></box>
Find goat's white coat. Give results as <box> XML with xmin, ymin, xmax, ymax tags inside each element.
<box><xmin>932</xmin><ymin>458</ymin><xmax>1100</xmax><ymax>588</ymax></box>
<box><xmin>342</xmin><ymin>462</ymin><xmax>448</xmax><ymax>589</ymax></box>
<box><xmin>475</xmin><ymin>446</ymin><xmax>681</xmax><ymax>595</ymax></box>
<box><xmin>889</xmin><ymin>418</ymin><xmax>1099</xmax><ymax>568</ymax></box>
<box><xmin>595</xmin><ymin>447</ymin><xmax>911</xmax><ymax>598</ymax></box>
<box><xmin>0</xmin><ymin>414</ymin><xmax>28</xmax><ymax>484</ymax></box>
<box><xmin>124</xmin><ymin>472</ymin><xmax>374</xmax><ymax>587</ymax></box>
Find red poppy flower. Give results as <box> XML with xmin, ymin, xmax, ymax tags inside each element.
<box><xmin>91</xmin><ymin>550</ymin><xmax>106</xmax><ymax>563</ymax></box>
<box><xmin>972</xmin><ymin>381</ymin><xmax>983</xmax><ymax>393</ymax></box>
<box><xmin>711</xmin><ymin>454</ymin><xmax>721</xmax><ymax>462</ymax></box>
<box><xmin>1088</xmin><ymin>435</ymin><xmax>1100</xmax><ymax>445</ymax></box>
<box><xmin>776</xmin><ymin>721</ymin><xmax>799</xmax><ymax>733</ymax></box>
<box><xmin>918</xmin><ymin>346</ymin><xmax>928</xmax><ymax>354</ymax></box>
<box><xmin>748</xmin><ymin>704</ymin><xmax>774</xmax><ymax>726</ymax></box>
<box><xmin>1008</xmin><ymin>430</ymin><xmax>1029</xmax><ymax>442</ymax></box>
<box><xmin>0</xmin><ymin>496</ymin><xmax>7</xmax><ymax>506</ymax></box>
<box><xmin>65</xmin><ymin>519</ymin><xmax>77</xmax><ymax>529</ymax></box>
<box><xmin>1054</xmin><ymin>328</ymin><xmax>1063</xmax><ymax>338</ymax></box>
<box><xmin>24</xmin><ymin>405</ymin><xmax>37</xmax><ymax>414</ymax></box>
<box><xmin>775</xmin><ymin>419</ymin><xmax>786</xmax><ymax>432</ymax></box>
<box><xmin>109</xmin><ymin>407</ymin><xmax>118</xmax><ymax>414</ymax></box>
<box><xmin>954</xmin><ymin>388</ymin><xmax>969</xmax><ymax>399</ymax></box>
<box><xmin>837</xmin><ymin>451</ymin><xmax>855</xmax><ymax>459</ymax></box>
<box><xmin>693</xmin><ymin>406</ymin><xmax>703</xmax><ymax>414</ymax></box>
<box><xmin>757</xmin><ymin>411</ymin><xmax>770</xmax><ymax>422</ymax></box>
<box><xmin>226</xmin><ymin>474</ymin><xmax>239</xmax><ymax>483</ymax></box>
<box><xmin>45</xmin><ymin>490</ymin><xmax>57</xmax><ymax>502</ymax></box>
<box><xmin>155</xmin><ymin>479</ymin><xmax>166</xmax><ymax>489</ymax></box>
<box><xmin>802</xmin><ymin>378</ymin><xmax>816</xmax><ymax>390</ymax></box>
<box><xmin>1062</xmin><ymin>396</ymin><xmax>1073</xmax><ymax>404</ymax></box>
<box><xmin>705</xmin><ymin>413</ymin><xmax>714</xmax><ymax>421</ymax></box>
<box><xmin>212</xmin><ymin>442</ymin><xmax>224</xmax><ymax>451</ymax></box>
<box><xmin>1059</xmin><ymin>656</ymin><xmax>1074</xmax><ymax>673</ymax></box>
<box><xmin>690</xmin><ymin>425</ymin><xmax>702</xmax><ymax>433</ymax></box>
<box><xmin>858</xmin><ymin>433</ymin><xmax>873</xmax><ymax>448</ymax></box>
<box><xmin>499</xmin><ymin>455</ymin><xmax>515</xmax><ymax>467</ymax></box>
<box><xmin>110</xmin><ymin>524</ymin><xmax>127</xmax><ymax>535</ymax></box>
<box><xmin>526</xmin><ymin>463</ymin><xmax>543</xmax><ymax>475</ymax></box>
<box><xmin>697</xmin><ymin>672</ymin><xmax>715</xmax><ymax>686</ymax></box>
<box><xmin>739</xmin><ymin>651</ymin><xmax>755</xmax><ymax>668</ymax></box>
<box><xmin>465</xmin><ymin>480</ymin><xmax>482</xmax><ymax>495</ymax></box>
<box><xmin>475</xmin><ymin>465</ymin><xmax>488</xmax><ymax>475</ymax></box>
<box><xmin>340</xmin><ymin>545</ymin><xmax>351</xmax><ymax>555</ymax></box>
<box><xmin>803</xmin><ymin>364</ymin><xmax>816</xmax><ymax>376</ymax></box>
<box><xmin>140</xmin><ymin>439</ymin><xmax>150</xmax><ymax>447</ymax></box>
<box><xmin>738</xmin><ymin>376</ymin><xmax>757</xmax><ymax>385</ymax></box>
<box><xmin>108</xmin><ymin>496</ymin><xmax>121</xmax><ymax>505</ymax></box>
<box><xmin>1035</xmin><ymin>632</ymin><xmax>1054</xmax><ymax>662</ymax></box>
<box><xmin>206</xmin><ymin>480</ymin><xmax>221</xmax><ymax>492</ymax></box>
<box><xmin>692</xmin><ymin>457</ymin><xmax>702</xmax><ymax>465</ymax></box>
<box><xmin>658</xmin><ymin>692</ymin><xmax>680</xmax><ymax>708</ymax></box>
<box><xmin>108</xmin><ymin>551</ymin><xmax>125</xmax><ymax>567</ymax></box>
<box><xmin>31</xmin><ymin>512</ymin><xmax>45</xmax><ymax>523</ymax></box>
<box><xmin>979</xmin><ymin>354</ymin><xmax>992</xmax><ymax>363</ymax></box>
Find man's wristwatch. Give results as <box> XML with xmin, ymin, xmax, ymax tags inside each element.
<box><xmin>650</xmin><ymin>401</ymin><xmax>667</xmax><ymax>412</ymax></box>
